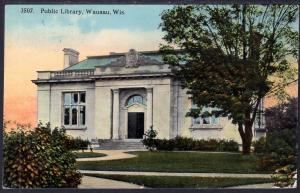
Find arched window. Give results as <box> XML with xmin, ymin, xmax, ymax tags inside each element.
<box><xmin>126</xmin><ymin>95</ymin><xmax>146</xmax><ymax>106</ymax></box>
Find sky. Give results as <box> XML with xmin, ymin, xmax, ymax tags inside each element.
<box><xmin>4</xmin><ymin>4</ymin><xmax>299</xmax><ymax>127</ymax></box>
<box><xmin>4</xmin><ymin>4</ymin><xmax>171</xmax><ymax>126</ymax></box>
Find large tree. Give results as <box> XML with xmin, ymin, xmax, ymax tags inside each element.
<box><xmin>160</xmin><ymin>5</ymin><xmax>298</xmax><ymax>154</ymax></box>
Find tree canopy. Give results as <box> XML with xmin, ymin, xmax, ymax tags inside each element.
<box><xmin>160</xmin><ymin>5</ymin><xmax>298</xmax><ymax>153</ymax></box>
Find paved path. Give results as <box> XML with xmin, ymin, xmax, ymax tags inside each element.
<box><xmin>80</xmin><ymin>170</ymin><xmax>271</xmax><ymax>178</ymax></box>
<box><xmin>78</xmin><ymin>175</ymin><xmax>145</xmax><ymax>189</ymax></box>
<box><xmin>77</xmin><ymin>150</ymin><xmax>146</xmax><ymax>189</ymax></box>
<box><xmin>76</xmin><ymin>150</ymin><xmax>138</xmax><ymax>161</ymax></box>
<box><xmin>227</xmin><ymin>183</ymin><xmax>275</xmax><ymax>189</ymax></box>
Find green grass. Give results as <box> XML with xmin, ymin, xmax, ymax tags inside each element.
<box><xmin>75</xmin><ymin>152</ymin><xmax>106</xmax><ymax>158</ymax></box>
<box><xmin>77</xmin><ymin>151</ymin><xmax>268</xmax><ymax>173</ymax></box>
<box><xmin>84</xmin><ymin>174</ymin><xmax>272</xmax><ymax>188</ymax></box>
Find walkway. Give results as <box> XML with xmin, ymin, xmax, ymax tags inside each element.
<box><xmin>227</xmin><ymin>183</ymin><xmax>274</xmax><ymax>189</ymax></box>
<box><xmin>76</xmin><ymin>150</ymin><xmax>139</xmax><ymax>161</ymax></box>
<box><xmin>80</xmin><ymin>170</ymin><xmax>271</xmax><ymax>178</ymax></box>
<box><xmin>78</xmin><ymin>175</ymin><xmax>145</xmax><ymax>189</ymax></box>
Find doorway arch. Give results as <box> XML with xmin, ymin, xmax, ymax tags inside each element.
<box><xmin>126</xmin><ymin>95</ymin><xmax>146</xmax><ymax>139</ymax></box>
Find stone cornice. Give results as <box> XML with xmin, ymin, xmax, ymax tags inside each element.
<box><xmin>32</xmin><ymin>73</ymin><xmax>173</xmax><ymax>85</ymax></box>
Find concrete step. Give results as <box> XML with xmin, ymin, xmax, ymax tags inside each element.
<box><xmin>94</xmin><ymin>139</ymin><xmax>146</xmax><ymax>150</ymax></box>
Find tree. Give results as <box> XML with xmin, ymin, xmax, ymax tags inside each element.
<box><xmin>142</xmin><ymin>126</ymin><xmax>158</xmax><ymax>151</ymax></box>
<box><xmin>160</xmin><ymin>5</ymin><xmax>298</xmax><ymax>154</ymax></box>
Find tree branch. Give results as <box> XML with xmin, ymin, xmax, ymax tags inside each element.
<box><xmin>266</xmin><ymin>79</ymin><xmax>298</xmax><ymax>96</ymax></box>
<box><xmin>251</xmin><ymin>98</ymin><xmax>261</xmax><ymax>124</ymax></box>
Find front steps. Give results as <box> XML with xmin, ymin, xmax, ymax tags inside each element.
<box><xmin>94</xmin><ymin>139</ymin><xmax>146</xmax><ymax>150</ymax></box>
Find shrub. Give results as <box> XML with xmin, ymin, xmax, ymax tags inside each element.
<box><xmin>192</xmin><ymin>140</ymin><xmax>202</xmax><ymax>150</ymax></box>
<box><xmin>201</xmin><ymin>139</ymin><xmax>219</xmax><ymax>151</ymax></box>
<box><xmin>220</xmin><ymin>139</ymin><xmax>239</xmax><ymax>152</ymax></box>
<box><xmin>143</xmin><ymin>135</ymin><xmax>239</xmax><ymax>152</ymax></box>
<box><xmin>252</xmin><ymin>137</ymin><xmax>266</xmax><ymax>153</ymax></box>
<box><xmin>173</xmin><ymin>137</ymin><xmax>195</xmax><ymax>150</ymax></box>
<box><xmin>155</xmin><ymin>139</ymin><xmax>175</xmax><ymax>151</ymax></box>
<box><xmin>142</xmin><ymin>126</ymin><xmax>158</xmax><ymax>151</ymax></box>
<box><xmin>75</xmin><ymin>138</ymin><xmax>90</xmax><ymax>152</ymax></box>
<box><xmin>272</xmin><ymin>163</ymin><xmax>297</xmax><ymax>187</ymax></box>
<box><xmin>256</xmin><ymin>130</ymin><xmax>297</xmax><ymax>187</ymax></box>
<box><xmin>65</xmin><ymin>137</ymin><xmax>90</xmax><ymax>152</ymax></box>
<box><xmin>256</xmin><ymin>129</ymin><xmax>296</xmax><ymax>176</ymax></box>
<box><xmin>257</xmin><ymin>154</ymin><xmax>277</xmax><ymax>171</ymax></box>
<box><xmin>265</xmin><ymin>129</ymin><xmax>295</xmax><ymax>154</ymax></box>
<box><xmin>3</xmin><ymin>122</ymin><xmax>82</xmax><ymax>188</ymax></box>
<box><xmin>260</xmin><ymin>98</ymin><xmax>297</xmax><ymax>187</ymax></box>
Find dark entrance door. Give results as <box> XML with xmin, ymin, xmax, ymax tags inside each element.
<box><xmin>128</xmin><ymin>112</ymin><xmax>144</xmax><ymax>139</ymax></box>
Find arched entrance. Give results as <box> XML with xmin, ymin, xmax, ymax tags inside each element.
<box><xmin>126</xmin><ymin>95</ymin><xmax>146</xmax><ymax>139</ymax></box>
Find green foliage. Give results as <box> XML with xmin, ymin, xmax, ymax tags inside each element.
<box><xmin>272</xmin><ymin>164</ymin><xmax>297</xmax><ymax>187</ymax></box>
<box><xmin>254</xmin><ymin>98</ymin><xmax>297</xmax><ymax>154</ymax></box>
<box><xmin>256</xmin><ymin>129</ymin><xmax>296</xmax><ymax>187</ymax></box>
<box><xmin>256</xmin><ymin>98</ymin><xmax>297</xmax><ymax>187</ymax></box>
<box><xmin>65</xmin><ymin>137</ymin><xmax>90</xmax><ymax>152</ymax></box>
<box><xmin>3</xmin><ymin>122</ymin><xmax>82</xmax><ymax>188</ymax></box>
<box><xmin>265</xmin><ymin>129</ymin><xmax>295</xmax><ymax>155</ymax></box>
<box><xmin>49</xmin><ymin>127</ymin><xmax>90</xmax><ymax>152</ymax></box>
<box><xmin>155</xmin><ymin>139</ymin><xmax>175</xmax><ymax>151</ymax></box>
<box><xmin>254</xmin><ymin>99</ymin><xmax>297</xmax><ymax>187</ymax></box>
<box><xmin>257</xmin><ymin>154</ymin><xmax>277</xmax><ymax>172</ymax></box>
<box><xmin>142</xmin><ymin>126</ymin><xmax>158</xmax><ymax>151</ymax></box>
<box><xmin>173</xmin><ymin>136</ymin><xmax>195</xmax><ymax>150</ymax></box>
<box><xmin>219</xmin><ymin>139</ymin><xmax>240</xmax><ymax>152</ymax></box>
<box><xmin>267</xmin><ymin>131</ymin><xmax>296</xmax><ymax>187</ymax></box>
<box><xmin>160</xmin><ymin>5</ymin><xmax>298</xmax><ymax>154</ymax></box>
<box><xmin>252</xmin><ymin>137</ymin><xmax>266</xmax><ymax>153</ymax></box>
<box><xmin>75</xmin><ymin>152</ymin><xmax>106</xmax><ymax>158</ymax></box>
<box><xmin>145</xmin><ymin>137</ymin><xmax>239</xmax><ymax>152</ymax></box>
<box><xmin>254</xmin><ymin>130</ymin><xmax>296</xmax><ymax>185</ymax></box>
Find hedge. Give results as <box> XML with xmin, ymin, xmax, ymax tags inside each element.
<box><xmin>64</xmin><ymin>137</ymin><xmax>90</xmax><ymax>151</ymax></box>
<box><xmin>143</xmin><ymin>136</ymin><xmax>239</xmax><ymax>152</ymax></box>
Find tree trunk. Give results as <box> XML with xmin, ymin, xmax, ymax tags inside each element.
<box><xmin>238</xmin><ymin>122</ymin><xmax>253</xmax><ymax>155</ymax></box>
<box><xmin>241</xmin><ymin>135</ymin><xmax>252</xmax><ymax>154</ymax></box>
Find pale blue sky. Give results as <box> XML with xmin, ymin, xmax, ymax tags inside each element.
<box><xmin>5</xmin><ymin>4</ymin><xmax>298</xmax><ymax>39</ymax></box>
<box><xmin>5</xmin><ymin>5</ymin><xmax>172</xmax><ymax>33</ymax></box>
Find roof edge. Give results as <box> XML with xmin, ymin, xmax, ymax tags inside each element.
<box><xmin>86</xmin><ymin>50</ymin><xmax>166</xmax><ymax>59</ymax></box>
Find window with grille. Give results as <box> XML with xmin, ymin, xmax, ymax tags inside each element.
<box><xmin>63</xmin><ymin>92</ymin><xmax>86</xmax><ymax>126</ymax></box>
<box><xmin>126</xmin><ymin>95</ymin><xmax>146</xmax><ymax>106</ymax></box>
<box><xmin>191</xmin><ymin>104</ymin><xmax>220</xmax><ymax>126</ymax></box>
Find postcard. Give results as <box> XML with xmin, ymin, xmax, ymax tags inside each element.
<box><xmin>3</xmin><ymin>3</ymin><xmax>298</xmax><ymax>189</ymax></box>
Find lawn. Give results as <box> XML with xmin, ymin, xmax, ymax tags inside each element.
<box><xmin>77</xmin><ymin>151</ymin><xmax>268</xmax><ymax>173</ymax></box>
<box><xmin>75</xmin><ymin>152</ymin><xmax>106</xmax><ymax>158</ymax></box>
<box><xmin>84</xmin><ymin>174</ymin><xmax>272</xmax><ymax>188</ymax></box>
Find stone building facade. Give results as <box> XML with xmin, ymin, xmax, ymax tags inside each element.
<box><xmin>32</xmin><ymin>48</ymin><xmax>266</xmax><ymax>144</ymax></box>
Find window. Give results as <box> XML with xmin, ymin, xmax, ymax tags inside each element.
<box><xmin>126</xmin><ymin>95</ymin><xmax>146</xmax><ymax>106</ymax></box>
<box><xmin>255</xmin><ymin>99</ymin><xmax>265</xmax><ymax>129</ymax></box>
<box><xmin>63</xmin><ymin>92</ymin><xmax>86</xmax><ymax>127</ymax></box>
<box><xmin>192</xmin><ymin>105</ymin><xmax>220</xmax><ymax>126</ymax></box>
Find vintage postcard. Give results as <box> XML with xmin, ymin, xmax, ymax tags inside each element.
<box><xmin>3</xmin><ymin>3</ymin><xmax>298</xmax><ymax>189</ymax></box>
